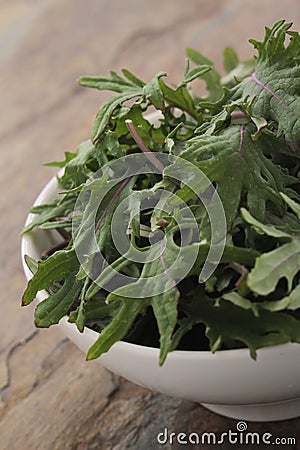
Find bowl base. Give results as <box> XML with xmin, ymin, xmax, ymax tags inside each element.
<box><xmin>201</xmin><ymin>398</ymin><xmax>300</xmax><ymax>422</ymax></box>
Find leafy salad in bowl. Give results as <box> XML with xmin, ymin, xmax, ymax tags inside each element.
<box><xmin>22</xmin><ymin>20</ymin><xmax>300</xmax><ymax>368</ymax></box>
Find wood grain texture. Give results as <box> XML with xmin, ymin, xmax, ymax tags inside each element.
<box><xmin>1</xmin><ymin>1</ymin><xmax>300</xmax><ymax>448</ymax></box>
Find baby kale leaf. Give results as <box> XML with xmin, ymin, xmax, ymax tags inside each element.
<box><xmin>176</xmin><ymin>123</ymin><xmax>290</xmax><ymax>229</ymax></box>
<box><xmin>233</xmin><ymin>20</ymin><xmax>300</xmax><ymax>151</ymax></box>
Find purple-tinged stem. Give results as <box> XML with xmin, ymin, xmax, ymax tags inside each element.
<box><xmin>42</xmin><ymin>239</ymin><xmax>69</xmax><ymax>257</ymax></box>
<box><xmin>251</xmin><ymin>72</ymin><xmax>290</xmax><ymax>110</ymax></box>
<box><xmin>230</xmin><ymin>111</ymin><xmax>249</xmax><ymax>120</ymax></box>
<box><xmin>95</xmin><ymin>120</ymin><xmax>165</xmax><ymax>232</ymax></box>
<box><xmin>95</xmin><ymin>177</ymin><xmax>131</xmax><ymax>231</ymax></box>
<box><xmin>53</xmin><ymin>217</ymin><xmax>70</xmax><ymax>221</ymax></box>
<box><xmin>125</xmin><ymin>119</ymin><xmax>165</xmax><ymax>173</ymax></box>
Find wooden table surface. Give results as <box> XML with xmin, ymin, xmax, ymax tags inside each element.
<box><xmin>1</xmin><ymin>1</ymin><xmax>300</xmax><ymax>448</ymax></box>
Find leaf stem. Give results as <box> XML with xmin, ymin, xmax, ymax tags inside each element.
<box><xmin>251</xmin><ymin>72</ymin><xmax>290</xmax><ymax>110</ymax></box>
<box><xmin>95</xmin><ymin>177</ymin><xmax>131</xmax><ymax>231</ymax></box>
<box><xmin>42</xmin><ymin>239</ymin><xmax>70</xmax><ymax>257</ymax></box>
<box><xmin>230</xmin><ymin>111</ymin><xmax>249</xmax><ymax>120</ymax></box>
<box><xmin>56</xmin><ymin>226</ymin><xmax>69</xmax><ymax>240</ymax></box>
<box><xmin>125</xmin><ymin>119</ymin><xmax>165</xmax><ymax>173</ymax></box>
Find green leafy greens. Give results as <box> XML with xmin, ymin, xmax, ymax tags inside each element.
<box><xmin>22</xmin><ymin>21</ymin><xmax>300</xmax><ymax>365</ymax></box>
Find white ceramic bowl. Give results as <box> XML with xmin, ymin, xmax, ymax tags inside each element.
<box><xmin>21</xmin><ymin>174</ymin><xmax>300</xmax><ymax>422</ymax></box>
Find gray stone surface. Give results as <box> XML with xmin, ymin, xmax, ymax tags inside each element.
<box><xmin>1</xmin><ymin>1</ymin><xmax>300</xmax><ymax>448</ymax></box>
